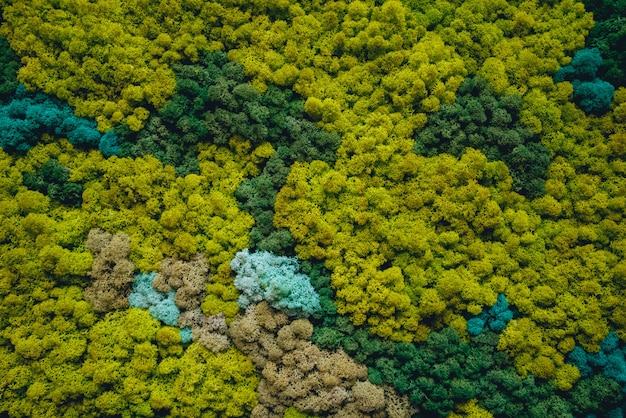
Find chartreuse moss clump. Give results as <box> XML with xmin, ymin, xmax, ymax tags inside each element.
<box><xmin>1</xmin><ymin>0</ymin><xmax>194</xmax><ymax>131</ymax></box>
<box><xmin>276</xmin><ymin>148</ymin><xmax>523</xmax><ymax>343</ymax></box>
<box><xmin>1</xmin><ymin>131</ymin><xmax>263</xmax><ymax>322</ymax></box>
<box><xmin>0</xmin><ymin>286</ymin><xmax>98</xmax><ymax>418</ymax></box>
<box><xmin>76</xmin><ymin>142</ymin><xmax>263</xmax><ymax>320</ymax></box>
<box><xmin>78</xmin><ymin>139</ymin><xmax>262</xmax><ymax>275</ymax></box>
<box><xmin>85</xmin><ymin>309</ymin><xmax>258</xmax><ymax>417</ymax></box>
<box><xmin>1</xmin><ymin>302</ymin><xmax>258</xmax><ymax>417</ymax></box>
<box><xmin>0</xmin><ymin>136</ymin><xmax>257</xmax><ymax>415</ymax></box>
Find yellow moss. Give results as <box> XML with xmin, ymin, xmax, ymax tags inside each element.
<box><xmin>74</xmin><ymin>139</ymin><xmax>261</xmax><ymax>282</ymax></box>
<box><xmin>450</xmin><ymin>399</ymin><xmax>493</xmax><ymax>417</ymax></box>
<box><xmin>156</xmin><ymin>327</ymin><xmax>182</xmax><ymax>346</ymax></box>
<box><xmin>202</xmin><ymin>288</ymin><xmax>241</xmax><ymax>322</ymax></box>
<box><xmin>553</xmin><ymin>363</ymin><xmax>581</xmax><ymax>391</ymax></box>
<box><xmin>276</xmin><ymin>149</ymin><xmax>521</xmax><ymax>341</ymax></box>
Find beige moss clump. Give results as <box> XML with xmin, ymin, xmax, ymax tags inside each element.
<box><xmin>230</xmin><ymin>302</ymin><xmax>417</xmax><ymax>418</ymax></box>
<box><xmin>84</xmin><ymin>228</ymin><xmax>135</xmax><ymax>312</ymax></box>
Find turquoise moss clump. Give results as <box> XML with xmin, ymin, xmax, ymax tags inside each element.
<box><xmin>467</xmin><ymin>294</ymin><xmax>515</xmax><ymax>336</ymax></box>
<box><xmin>0</xmin><ymin>85</ymin><xmax>119</xmax><ymax>155</ymax></box>
<box><xmin>128</xmin><ymin>272</ymin><xmax>180</xmax><ymax>327</ymax></box>
<box><xmin>568</xmin><ymin>331</ymin><xmax>626</xmax><ymax>382</ymax></box>
<box><xmin>554</xmin><ymin>48</ymin><xmax>615</xmax><ymax>114</ymax></box>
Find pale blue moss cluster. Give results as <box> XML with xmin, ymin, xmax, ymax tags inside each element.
<box><xmin>128</xmin><ymin>272</ymin><xmax>192</xmax><ymax>343</ymax></box>
<box><xmin>230</xmin><ymin>248</ymin><xmax>321</xmax><ymax>318</ymax></box>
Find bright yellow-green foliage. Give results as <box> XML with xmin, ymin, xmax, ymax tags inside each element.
<box><xmin>0</xmin><ymin>0</ymin><xmax>287</xmax><ymax>132</ymax></box>
<box><xmin>276</xmin><ymin>148</ymin><xmax>526</xmax><ymax>342</ymax></box>
<box><xmin>0</xmin><ymin>139</ymin><xmax>93</xmax><ymax>300</ymax></box>
<box><xmin>77</xmin><ymin>137</ymin><xmax>266</xmax><ymax>275</ymax></box>
<box><xmin>2</xmin><ymin>0</ymin><xmax>177</xmax><ymax>130</ymax></box>
<box><xmin>151</xmin><ymin>343</ymin><xmax>259</xmax><ymax>417</ymax></box>
<box><xmin>449</xmin><ymin>399</ymin><xmax>494</xmax><ymax>418</ymax></box>
<box><xmin>0</xmin><ymin>0</ymin><xmax>591</xmax><ymax>137</ymax></box>
<box><xmin>488</xmin><ymin>99</ymin><xmax>626</xmax><ymax>378</ymax></box>
<box><xmin>275</xmin><ymin>98</ymin><xmax>626</xmax><ymax>378</ymax></box>
<box><xmin>0</xmin><ymin>143</ymin><xmax>97</xmax><ymax>417</ymax></box>
<box><xmin>224</xmin><ymin>0</ymin><xmax>466</xmax><ymax>139</ymax></box>
<box><xmin>1</xmin><ymin>299</ymin><xmax>258</xmax><ymax>417</ymax></box>
<box><xmin>85</xmin><ymin>309</ymin><xmax>259</xmax><ymax>417</ymax></box>
<box><xmin>0</xmin><ymin>134</ymin><xmax>268</xmax><ymax>324</ymax></box>
<box><xmin>11</xmin><ymin>135</ymin><xmax>264</xmax><ymax>280</ymax></box>
<box><xmin>215</xmin><ymin>0</ymin><xmax>592</xmax><ymax>142</ymax></box>
<box><xmin>421</xmin><ymin>0</ymin><xmax>595</xmax><ymax>149</ymax></box>
<box><xmin>417</xmin><ymin>0</ymin><xmax>593</xmax><ymax>86</ymax></box>
<box><xmin>410</xmin><ymin>0</ymin><xmax>592</xmax><ymax>135</ymax></box>
<box><xmin>262</xmin><ymin>0</ymin><xmax>617</xmax><ymax>382</ymax></box>
<box><xmin>1</xmin><ymin>0</ymin><xmax>466</xmax><ymax>133</ymax></box>
<box><xmin>0</xmin><ymin>286</ymin><xmax>99</xmax><ymax>418</ymax></box>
